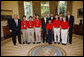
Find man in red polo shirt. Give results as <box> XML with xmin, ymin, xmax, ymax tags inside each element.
<box><xmin>53</xmin><ymin>14</ymin><xmax>61</xmax><ymax>44</ymax></box>
<box><xmin>34</xmin><ymin>15</ymin><xmax>42</xmax><ymax>44</ymax></box>
<box><xmin>27</xmin><ymin>16</ymin><xmax>35</xmax><ymax>44</ymax></box>
<box><xmin>61</xmin><ymin>17</ymin><xmax>69</xmax><ymax>45</ymax></box>
<box><xmin>21</xmin><ymin>15</ymin><xmax>28</xmax><ymax>44</ymax></box>
<box><xmin>46</xmin><ymin>20</ymin><xmax>53</xmax><ymax>44</ymax></box>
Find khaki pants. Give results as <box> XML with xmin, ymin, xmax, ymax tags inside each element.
<box><xmin>27</xmin><ymin>28</ymin><xmax>34</xmax><ymax>42</ymax></box>
<box><xmin>61</xmin><ymin>29</ymin><xmax>68</xmax><ymax>44</ymax></box>
<box><xmin>35</xmin><ymin>27</ymin><xmax>41</xmax><ymax>42</ymax></box>
<box><xmin>54</xmin><ymin>28</ymin><xmax>60</xmax><ymax>42</ymax></box>
<box><xmin>22</xmin><ymin>29</ymin><xmax>28</xmax><ymax>43</ymax></box>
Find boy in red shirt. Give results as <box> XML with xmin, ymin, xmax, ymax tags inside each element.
<box><xmin>27</xmin><ymin>16</ymin><xmax>35</xmax><ymax>44</ymax></box>
<box><xmin>21</xmin><ymin>15</ymin><xmax>28</xmax><ymax>44</ymax></box>
<box><xmin>46</xmin><ymin>20</ymin><xmax>53</xmax><ymax>44</ymax></box>
<box><xmin>61</xmin><ymin>17</ymin><xmax>69</xmax><ymax>45</ymax></box>
<box><xmin>53</xmin><ymin>14</ymin><xmax>61</xmax><ymax>44</ymax></box>
<box><xmin>34</xmin><ymin>15</ymin><xmax>42</xmax><ymax>44</ymax></box>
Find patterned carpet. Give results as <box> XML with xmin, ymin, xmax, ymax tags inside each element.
<box><xmin>1</xmin><ymin>34</ymin><xmax>83</xmax><ymax>56</ymax></box>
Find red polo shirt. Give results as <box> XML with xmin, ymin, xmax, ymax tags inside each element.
<box><xmin>53</xmin><ymin>19</ymin><xmax>61</xmax><ymax>28</ymax></box>
<box><xmin>46</xmin><ymin>23</ymin><xmax>53</xmax><ymax>30</ymax></box>
<box><xmin>61</xmin><ymin>21</ymin><xmax>70</xmax><ymax>29</ymax></box>
<box><xmin>34</xmin><ymin>19</ymin><xmax>42</xmax><ymax>27</ymax></box>
<box><xmin>27</xmin><ymin>21</ymin><xmax>34</xmax><ymax>28</ymax></box>
<box><xmin>21</xmin><ymin>20</ymin><xmax>28</xmax><ymax>29</ymax></box>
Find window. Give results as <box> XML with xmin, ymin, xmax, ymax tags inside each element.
<box><xmin>58</xmin><ymin>1</ymin><xmax>67</xmax><ymax>16</ymax></box>
<box><xmin>24</xmin><ymin>1</ymin><xmax>32</xmax><ymax>20</ymax></box>
<box><xmin>41</xmin><ymin>1</ymin><xmax>50</xmax><ymax>18</ymax></box>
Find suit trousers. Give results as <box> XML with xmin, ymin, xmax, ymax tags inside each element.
<box><xmin>42</xmin><ymin>28</ymin><xmax>47</xmax><ymax>42</ymax></box>
<box><xmin>69</xmin><ymin>28</ymin><xmax>73</xmax><ymax>43</ymax></box>
<box><xmin>12</xmin><ymin>30</ymin><xmax>21</xmax><ymax>45</ymax></box>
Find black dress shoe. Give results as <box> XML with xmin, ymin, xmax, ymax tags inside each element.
<box><xmin>69</xmin><ymin>42</ymin><xmax>72</xmax><ymax>44</ymax></box>
<box><xmin>54</xmin><ymin>42</ymin><xmax>56</xmax><ymax>44</ymax></box>
<box><xmin>23</xmin><ymin>42</ymin><xmax>25</xmax><ymax>44</ymax></box>
<box><xmin>14</xmin><ymin>44</ymin><xmax>16</xmax><ymax>46</ymax></box>
<box><xmin>43</xmin><ymin>41</ymin><xmax>45</xmax><ymax>43</ymax></box>
<box><xmin>33</xmin><ymin>42</ymin><xmax>35</xmax><ymax>44</ymax></box>
<box><xmin>62</xmin><ymin>43</ymin><xmax>64</xmax><ymax>45</ymax></box>
<box><xmin>26</xmin><ymin>41</ymin><xmax>28</xmax><ymax>44</ymax></box>
<box><xmin>27</xmin><ymin>42</ymin><xmax>30</xmax><ymax>44</ymax></box>
<box><xmin>19</xmin><ymin>43</ymin><xmax>21</xmax><ymax>44</ymax></box>
<box><xmin>37</xmin><ymin>42</ymin><xmax>41</xmax><ymax>44</ymax></box>
<box><xmin>48</xmin><ymin>43</ymin><xmax>52</xmax><ymax>44</ymax></box>
<box><xmin>62</xmin><ymin>43</ymin><xmax>66</xmax><ymax>45</ymax></box>
<box><xmin>58</xmin><ymin>42</ymin><xmax>60</xmax><ymax>44</ymax></box>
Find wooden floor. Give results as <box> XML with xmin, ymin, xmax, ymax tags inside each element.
<box><xmin>1</xmin><ymin>34</ymin><xmax>83</xmax><ymax>56</ymax></box>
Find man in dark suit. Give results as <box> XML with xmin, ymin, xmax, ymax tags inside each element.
<box><xmin>8</xmin><ymin>14</ymin><xmax>21</xmax><ymax>45</ymax></box>
<box><xmin>41</xmin><ymin>13</ymin><xmax>49</xmax><ymax>43</ymax></box>
<box><xmin>49</xmin><ymin>14</ymin><xmax>55</xmax><ymax>23</ymax></box>
<box><xmin>58</xmin><ymin>13</ymin><xmax>63</xmax><ymax>21</ymax></box>
<box><xmin>66</xmin><ymin>11</ymin><xmax>74</xmax><ymax>44</ymax></box>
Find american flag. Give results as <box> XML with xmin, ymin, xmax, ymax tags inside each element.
<box><xmin>34</xmin><ymin>8</ymin><xmax>36</xmax><ymax>16</ymax></box>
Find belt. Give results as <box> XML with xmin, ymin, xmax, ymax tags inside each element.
<box><xmin>63</xmin><ymin>29</ymin><xmax>66</xmax><ymax>30</ymax></box>
<box><xmin>54</xmin><ymin>27</ymin><xmax>60</xmax><ymax>28</ymax></box>
<box><xmin>35</xmin><ymin>27</ymin><xmax>40</xmax><ymax>28</ymax></box>
<box><xmin>29</xmin><ymin>28</ymin><xmax>32</xmax><ymax>29</ymax></box>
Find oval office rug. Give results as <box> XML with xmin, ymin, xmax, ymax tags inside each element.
<box><xmin>27</xmin><ymin>45</ymin><xmax>66</xmax><ymax>56</ymax></box>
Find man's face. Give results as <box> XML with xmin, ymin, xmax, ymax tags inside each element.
<box><xmin>29</xmin><ymin>17</ymin><xmax>32</xmax><ymax>21</ymax></box>
<box><xmin>33</xmin><ymin>16</ymin><xmax>36</xmax><ymax>19</ymax></box>
<box><xmin>36</xmin><ymin>16</ymin><xmax>39</xmax><ymax>19</ymax></box>
<box><xmin>14</xmin><ymin>15</ymin><xmax>18</xmax><ymax>19</ymax></box>
<box><xmin>60</xmin><ymin>14</ymin><xmax>62</xmax><ymax>17</ymax></box>
<box><xmin>67</xmin><ymin>11</ymin><xmax>70</xmax><ymax>15</ymax></box>
<box><xmin>50</xmin><ymin>14</ymin><xmax>53</xmax><ymax>17</ymax></box>
<box><xmin>23</xmin><ymin>17</ymin><xmax>26</xmax><ymax>20</ymax></box>
<box><xmin>55</xmin><ymin>15</ymin><xmax>58</xmax><ymax>19</ymax></box>
<box><xmin>44</xmin><ymin>13</ymin><xmax>47</xmax><ymax>17</ymax></box>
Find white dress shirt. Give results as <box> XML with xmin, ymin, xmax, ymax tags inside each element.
<box><xmin>14</xmin><ymin>19</ymin><xmax>18</xmax><ymax>26</ymax></box>
<box><xmin>68</xmin><ymin>15</ymin><xmax>70</xmax><ymax>21</ymax></box>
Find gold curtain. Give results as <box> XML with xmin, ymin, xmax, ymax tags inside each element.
<box><xmin>67</xmin><ymin>1</ymin><xmax>72</xmax><ymax>14</ymax></box>
<box><xmin>18</xmin><ymin>1</ymin><xmax>24</xmax><ymax>21</ymax></box>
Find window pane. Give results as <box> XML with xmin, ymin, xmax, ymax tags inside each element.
<box><xmin>41</xmin><ymin>1</ymin><xmax>50</xmax><ymax>18</ymax></box>
<box><xmin>24</xmin><ymin>1</ymin><xmax>32</xmax><ymax>20</ymax></box>
<box><xmin>58</xmin><ymin>1</ymin><xmax>67</xmax><ymax>16</ymax></box>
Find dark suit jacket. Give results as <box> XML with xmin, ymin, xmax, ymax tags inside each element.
<box><xmin>8</xmin><ymin>18</ymin><xmax>21</xmax><ymax>34</ymax></box>
<box><xmin>49</xmin><ymin>17</ymin><xmax>55</xmax><ymax>23</ymax></box>
<box><xmin>41</xmin><ymin>17</ymin><xmax>49</xmax><ymax>29</ymax></box>
<box><xmin>66</xmin><ymin>15</ymin><xmax>74</xmax><ymax>28</ymax></box>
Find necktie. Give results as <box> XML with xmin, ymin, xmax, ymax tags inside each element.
<box><xmin>68</xmin><ymin>16</ymin><xmax>70</xmax><ymax>21</ymax></box>
<box><xmin>44</xmin><ymin>18</ymin><xmax>46</xmax><ymax>23</ymax></box>
<box><xmin>60</xmin><ymin>17</ymin><xmax>62</xmax><ymax>21</ymax></box>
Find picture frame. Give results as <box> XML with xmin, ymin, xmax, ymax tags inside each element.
<box><xmin>1</xmin><ymin>10</ymin><xmax>13</xmax><ymax>21</ymax></box>
<box><xmin>77</xmin><ymin>8</ymin><xmax>83</xmax><ymax>18</ymax></box>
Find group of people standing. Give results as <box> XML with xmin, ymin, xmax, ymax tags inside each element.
<box><xmin>8</xmin><ymin>11</ymin><xmax>74</xmax><ymax>46</ymax></box>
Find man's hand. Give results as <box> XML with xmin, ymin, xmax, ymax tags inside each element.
<box><xmin>9</xmin><ymin>30</ymin><xmax>12</xmax><ymax>32</ymax></box>
<box><xmin>21</xmin><ymin>30</ymin><xmax>23</xmax><ymax>33</ymax></box>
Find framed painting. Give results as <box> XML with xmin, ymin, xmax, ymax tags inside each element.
<box><xmin>77</xmin><ymin>8</ymin><xmax>83</xmax><ymax>18</ymax></box>
<box><xmin>1</xmin><ymin>10</ymin><xmax>13</xmax><ymax>21</ymax></box>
